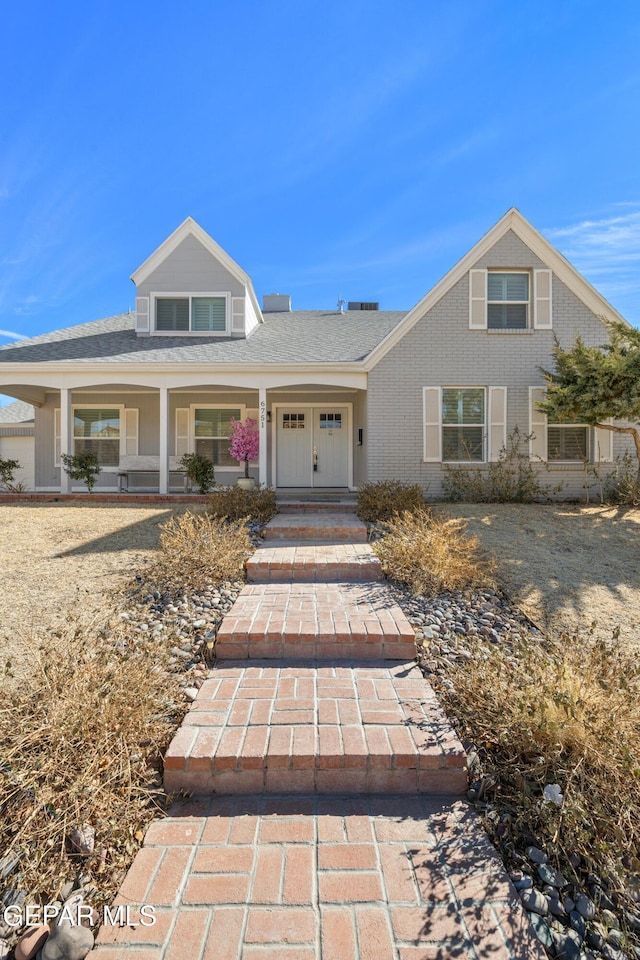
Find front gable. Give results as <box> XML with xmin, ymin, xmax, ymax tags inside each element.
<box><xmin>131</xmin><ymin>218</ymin><xmax>262</xmax><ymax>339</ymax></box>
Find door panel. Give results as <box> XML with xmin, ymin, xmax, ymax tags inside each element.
<box><xmin>314</xmin><ymin>407</ymin><xmax>349</xmax><ymax>487</ymax></box>
<box><xmin>276</xmin><ymin>409</ymin><xmax>311</xmax><ymax>486</ymax></box>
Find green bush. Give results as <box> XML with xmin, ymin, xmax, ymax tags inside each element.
<box><xmin>179</xmin><ymin>453</ymin><xmax>216</xmax><ymax>494</ymax></box>
<box><xmin>0</xmin><ymin>457</ymin><xmax>21</xmax><ymax>492</ymax></box>
<box><xmin>208</xmin><ymin>485</ymin><xmax>277</xmax><ymax>524</ymax></box>
<box><xmin>61</xmin><ymin>452</ymin><xmax>101</xmax><ymax>493</ymax></box>
<box><xmin>442</xmin><ymin>427</ymin><xmax>559</xmax><ymax>503</ymax></box>
<box><xmin>356</xmin><ymin>480</ymin><xmax>426</xmax><ymax>523</ymax></box>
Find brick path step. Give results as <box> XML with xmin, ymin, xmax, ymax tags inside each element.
<box><xmin>216</xmin><ymin>583</ymin><xmax>415</xmax><ymax>659</ymax></box>
<box><xmin>247</xmin><ymin>541</ymin><xmax>382</xmax><ymax>583</ymax></box>
<box><xmin>264</xmin><ymin>512</ymin><xmax>367</xmax><ymax>542</ymax></box>
<box><xmin>276</xmin><ymin>499</ymin><xmax>358</xmax><ymax>513</ymax></box>
<box><xmin>164</xmin><ymin>661</ymin><xmax>467</xmax><ymax>797</ymax></box>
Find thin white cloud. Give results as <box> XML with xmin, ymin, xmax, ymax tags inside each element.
<box><xmin>546</xmin><ymin>210</ymin><xmax>640</xmax><ymax>322</ymax></box>
<box><xmin>0</xmin><ymin>329</ymin><xmax>27</xmax><ymax>340</ymax></box>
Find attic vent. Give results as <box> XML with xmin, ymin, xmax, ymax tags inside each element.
<box><xmin>263</xmin><ymin>293</ymin><xmax>291</xmax><ymax>312</ymax></box>
<box><xmin>348</xmin><ymin>301</ymin><xmax>379</xmax><ymax>311</ymax></box>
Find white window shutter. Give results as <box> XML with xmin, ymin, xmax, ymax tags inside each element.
<box><xmin>231</xmin><ymin>297</ymin><xmax>245</xmax><ymax>333</ymax></box>
<box><xmin>124</xmin><ymin>408</ymin><xmax>139</xmax><ymax>456</ymax></box>
<box><xmin>175</xmin><ymin>408</ymin><xmax>190</xmax><ymax>458</ymax></box>
<box><xmin>135</xmin><ymin>297</ymin><xmax>150</xmax><ymax>333</ymax></box>
<box><xmin>423</xmin><ymin>387</ymin><xmax>442</xmax><ymax>462</ymax></box>
<box><xmin>594</xmin><ymin>421</ymin><xmax>613</xmax><ymax>462</ymax></box>
<box><xmin>488</xmin><ymin>387</ymin><xmax>507</xmax><ymax>461</ymax></box>
<box><xmin>469</xmin><ymin>269</ymin><xmax>488</xmax><ymax>329</ymax></box>
<box><xmin>534</xmin><ymin>269</ymin><xmax>552</xmax><ymax>329</ymax></box>
<box><xmin>529</xmin><ymin>387</ymin><xmax>548</xmax><ymax>460</ymax></box>
<box><xmin>54</xmin><ymin>408</ymin><xmax>61</xmax><ymax>467</ymax></box>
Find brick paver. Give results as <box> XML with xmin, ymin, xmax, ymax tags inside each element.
<box><xmin>216</xmin><ymin>582</ymin><xmax>415</xmax><ymax>659</ymax></box>
<box><xmin>264</xmin><ymin>513</ymin><xmax>368</xmax><ymax>542</ymax></box>
<box><xmin>93</xmin><ymin>796</ymin><xmax>545</xmax><ymax>960</ymax></box>
<box><xmin>164</xmin><ymin>660</ymin><xmax>467</xmax><ymax>795</ymax></box>
<box><xmin>247</xmin><ymin>540</ymin><xmax>382</xmax><ymax>583</ymax></box>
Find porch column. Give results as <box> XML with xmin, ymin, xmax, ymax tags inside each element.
<box><xmin>59</xmin><ymin>388</ymin><xmax>72</xmax><ymax>493</ymax></box>
<box><xmin>159</xmin><ymin>387</ymin><xmax>169</xmax><ymax>494</ymax></box>
<box><xmin>258</xmin><ymin>386</ymin><xmax>267</xmax><ymax>488</ymax></box>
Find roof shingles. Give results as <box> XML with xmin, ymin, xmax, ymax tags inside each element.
<box><xmin>0</xmin><ymin>311</ymin><xmax>406</xmax><ymax>365</ymax></box>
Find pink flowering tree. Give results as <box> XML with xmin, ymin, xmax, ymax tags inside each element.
<box><xmin>228</xmin><ymin>417</ymin><xmax>259</xmax><ymax>478</ymax></box>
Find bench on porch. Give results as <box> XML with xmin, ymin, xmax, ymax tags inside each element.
<box><xmin>117</xmin><ymin>455</ymin><xmax>191</xmax><ymax>493</ymax></box>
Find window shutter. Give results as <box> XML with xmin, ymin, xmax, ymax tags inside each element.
<box><xmin>175</xmin><ymin>408</ymin><xmax>190</xmax><ymax>458</ymax></box>
<box><xmin>469</xmin><ymin>269</ymin><xmax>487</xmax><ymax>329</ymax></box>
<box><xmin>488</xmin><ymin>387</ymin><xmax>507</xmax><ymax>461</ymax></box>
<box><xmin>529</xmin><ymin>387</ymin><xmax>547</xmax><ymax>460</ymax></box>
<box><xmin>423</xmin><ymin>387</ymin><xmax>442</xmax><ymax>462</ymax></box>
<box><xmin>594</xmin><ymin>421</ymin><xmax>613</xmax><ymax>462</ymax></box>
<box><xmin>54</xmin><ymin>408</ymin><xmax>61</xmax><ymax>467</ymax></box>
<box><xmin>231</xmin><ymin>297</ymin><xmax>245</xmax><ymax>333</ymax></box>
<box><xmin>534</xmin><ymin>269</ymin><xmax>552</xmax><ymax>329</ymax></box>
<box><xmin>124</xmin><ymin>408</ymin><xmax>139</xmax><ymax>456</ymax></box>
<box><xmin>135</xmin><ymin>297</ymin><xmax>149</xmax><ymax>333</ymax></box>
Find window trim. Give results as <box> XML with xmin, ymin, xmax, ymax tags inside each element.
<box><xmin>546</xmin><ymin>421</ymin><xmax>589</xmax><ymax>464</ymax></box>
<box><xmin>152</xmin><ymin>292</ymin><xmax>231</xmax><ymax>336</ymax></box>
<box><xmin>487</xmin><ymin>270</ymin><xmax>530</xmax><ymax>330</ymax></box>
<box><xmin>441</xmin><ymin>386</ymin><xmax>487</xmax><ymax>464</ymax></box>
<box><xmin>71</xmin><ymin>403</ymin><xmax>125</xmax><ymax>472</ymax></box>
<box><xmin>189</xmin><ymin>403</ymin><xmax>247</xmax><ymax>471</ymax></box>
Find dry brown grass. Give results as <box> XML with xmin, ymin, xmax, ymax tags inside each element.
<box><xmin>147</xmin><ymin>511</ymin><xmax>253</xmax><ymax>593</ymax></box>
<box><xmin>0</xmin><ymin>614</ymin><xmax>186</xmax><ymax>906</ymax></box>
<box><xmin>373</xmin><ymin>508</ymin><xmax>494</xmax><ymax>596</ymax></box>
<box><xmin>433</xmin><ymin>630</ymin><xmax>640</xmax><ymax>895</ymax></box>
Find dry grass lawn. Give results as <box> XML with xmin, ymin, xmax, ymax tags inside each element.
<box><xmin>0</xmin><ymin>503</ymin><xmax>202</xmax><ymax>684</ymax></box>
<box><xmin>1</xmin><ymin>501</ymin><xmax>639</xmax><ymax>687</ymax></box>
<box><xmin>437</xmin><ymin>502</ymin><xmax>640</xmax><ymax>645</ymax></box>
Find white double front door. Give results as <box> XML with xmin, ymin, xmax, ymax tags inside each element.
<box><xmin>275</xmin><ymin>405</ymin><xmax>350</xmax><ymax>488</ymax></box>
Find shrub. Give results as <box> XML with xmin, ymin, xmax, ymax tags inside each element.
<box><xmin>603</xmin><ymin>452</ymin><xmax>640</xmax><ymax>507</ymax></box>
<box><xmin>0</xmin><ymin>457</ymin><xmax>21</xmax><ymax>492</ymax></box>
<box><xmin>373</xmin><ymin>508</ymin><xmax>493</xmax><ymax>595</ymax></box>
<box><xmin>60</xmin><ymin>452</ymin><xmax>101</xmax><ymax>493</ymax></box>
<box><xmin>149</xmin><ymin>511</ymin><xmax>253</xmax><ymax>591</ymax></box>
<box><xmin>208</xmin><ymin>485</ymin><xmax>277</xmax><ymax>524</ymax></box>
<box><xmin>434</xmin><ymin>629</ymin><xmax>640</xmax><ymax>893</ymax></box>
<box><xmin>179</xmin><ymin>453</ymin><xmax>216</xmax><ymax>494</ymax></box>
<box><xmin>442</xmin><ymin>427</ymin><xmax>561</xmax><ymax>503</ymax></box>
<box><xmin>356</xmin><ymin>480</ymin><xmax>426</xmax><ymax>523</ymax></box>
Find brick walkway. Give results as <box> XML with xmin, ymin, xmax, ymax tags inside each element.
<box><xmin>92</xmin><ymin>506</ymin><xmax>545</xmax><ymax>959</ymax></box>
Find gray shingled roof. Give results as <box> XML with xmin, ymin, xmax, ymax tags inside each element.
<box><xmin>0</xmin><ymin>311</ymin><xmax>406</xmax><ymax>365</ymax></box>
<box><xmin>0</xmin><ymin>399</ymin><xmax>35</xmax><ymax>423</ymax></box>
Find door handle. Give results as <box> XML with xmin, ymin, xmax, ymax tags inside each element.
<box><xmin>313</xmin><ymin>445</ymin><xmax>318</xmax><ymax>471</ymax></box>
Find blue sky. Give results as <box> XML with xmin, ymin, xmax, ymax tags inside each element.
<box><xmin>1</xmin><ymin>0</ymin><xmax>639</xmax><ymax>387</ymax></box>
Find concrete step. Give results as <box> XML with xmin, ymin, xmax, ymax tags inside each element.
<box><xmin>247</xmin><ymin>541</ymin><xmax>382</xmax><ymax>583</ymax></box>
<box><xmin>264</xmin><ymin>512</ymin><xmax>367</xmax><ymax>542</ymax></box>
<box><xmin>164</xmin><ymin>661</ymin><xmax>467</xmax><ymax>796</ymax></box>
<box><xmin>215</xmin><ymin>582</ymin><xmax>416</xmax><ymax>660</ymax></box>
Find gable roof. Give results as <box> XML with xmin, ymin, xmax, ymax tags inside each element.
<box><xmin>130</xmin><ymin>217</ymin><xmax>263</xmax><ymax>322</ymax></box>
<box><xmin>0</xmin><ymin>310</ymin><xmax>405</xmax><ymax>366</ymax></box>
<box><xmin>364</xmin><ymin>207</ymin><xmax>629</xmax><ymax>370</ymax></box>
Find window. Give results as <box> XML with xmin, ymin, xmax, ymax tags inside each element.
<box><xmin>155</xmin><ymin>295</ymin><xmax>227</xmax><ymax>333</ymax></box>
<box><xmin>487</xmin><ymin>272</ymin><xmax>529</xmax><ymax>329</ymax></box>
<box><xmin>548</xmin><ymin>425</ymin><xmax>588</xmax><ymax>462</ymax></box>
<box><xmin>73</xmin><ymin>409</ymin><xmax>120</xmax><ymax>466</ymax></box>
<box><xmin>442</xmin><ymin>388</ymin><xmax>485</xmax><ymax>461</ymax></box>
<box><xmin>282</xmin><ymin>413</ymin><xmax>305</xmax><ymax>429</ymax></box>
<box><xmin>194</xmin><ymin>408</ymin><xmax>240</xmax><ymax>466</ymax></box>
<box><xmin>319</xmin><ymin>413</ymin><xmax>342</xmax><ymax>429</ymax></box>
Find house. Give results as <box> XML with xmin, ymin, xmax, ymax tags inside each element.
<box><xmin>0</xmin><ymin>209</ymin><xmax>630</xmax><ymax>496</ymax></box>
<box><xmin>0</xmin><ymin>400</ymin><xmax>35</xmax><ymax>490</ymax></box>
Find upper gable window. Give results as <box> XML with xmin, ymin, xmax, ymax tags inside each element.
<box><xmin>487</xmin><ymin>272</ymin><xmax>529</xmax><ymax>329</ymax></box>
<box><xmin>155</xmin><ymin>295</ymin><xmax>228</xmax><ymax>334</ymax></box>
